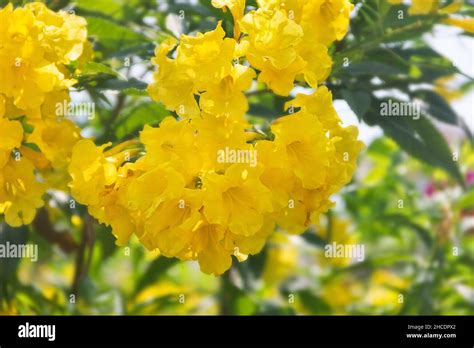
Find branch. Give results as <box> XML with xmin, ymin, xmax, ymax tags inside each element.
<box><xmin>71</xmin><ymin>214</ymin><xmax>95</xmax><ymax>296</ymax></box>
<box><xmin>33</xmin><ymin>208</ymin><xmax>78</xmax><ymax>253</ymax></box>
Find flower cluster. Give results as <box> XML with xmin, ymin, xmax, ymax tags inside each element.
<box><xmin>147</xmin><ymin>22</ymin><xmax>255</xmax><ymax>119</ymax></box>
<box><xmin>239</xmin><ymin>0</ymin><xmax>352</xmax><ymax>95</ymax></box>
<box><xmin>69</xmin><ymin>0</ymin><xmax>362</xmax><ymax>276</ymax></box>
<box><xmin>0</xmin><ymin>3</ymin><xmax>88</xmax><ymax>226</ymax></box>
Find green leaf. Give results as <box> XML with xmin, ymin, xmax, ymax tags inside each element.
<box><xmin>414</xmin><ymin>89</ymin><xmax>472</xmax><ymax>138</ymax></box>
<box><xmin>122</xmin><ymin>87</ymin><xmax>149</xmax><ymax>97</ymax></box>
<box><xmin>455</xmin><ymin>187</ymin><xmax>474</xmax><ymax>210</ymax></box>
<box><xmin>134</xmin><ymin>257</ymin><xmax>177</xmax><ymax>295</ymax></box>
<box><xmin>86</xmin><ymin>16</ymin><xmax>148</xmax><ymax>53</ymax></box>
<box><xmin>341</xmin><ymin>89</ymin><xmax>372</xmax><ymax>119</ymax></box>
<box><xmin>22</xmin><ymin>143</ymin><xmax>41</xmax><ymax>152</ymax></box>
<box><xmin>346</xmin><ymin>61</ymin><xmax>403</xmax><ymax>76</ymax></box>
<box><xmin>80</xmin><ymin>61</ymin><xmax>120</xmax><ymax>77</ymax></box>
<box><xmin>370</xmin><ymin>102</ymin><xmax>464</xmax><ymax>186</ymax></box>
<box><xmin>76</xmin><ymin>0</ymin><xmax>142</xmax><ymax>20</ymax></box>
<box><xmin>94</xmin><ymin>224</ymin><xmax>118</xmax><ymax>262</ymax></box>
<box><xmin>296</xmin><ymin>290</ymin><xmax>331</xmax><ymax>315</ymax></box>
<box><xmin>411</xmin><ymin>116</ymin><xmax>464</xmax><ymax>186</ymax></box>
<box><xmin>97</xmin><ymin>77</ymin><xmax>147</xmax><ymax>91</ymax></box>
<box><xmin>115</xmin><ymin>102</ymin><xmax>169</xmax><ymax>139</ymax></box>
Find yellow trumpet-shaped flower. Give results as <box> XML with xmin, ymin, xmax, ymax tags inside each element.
<box><xmin>0</xmin><ymin>118</ymin><xmax>23</xmax><ymax>168</ymax></box>
<box><xmin>212</xmin><ymin>0</ymin><xmax>246</xmax><ymax>37</ymax></box>
<box><xmin>148</xmin><ymin>23</ymin><xmax>252</xmax><ymax>119</ymax></box>
<box><xmin>0</xmin><ymin>3</ymin><xmax>85</xmax><ymax>110</ymax></box>
<box><xmin>201</xmin><ymin>164</ymin><xmax>273</xmax><ymax>236</ymax></box>
<box><xmin>0</xmin><ymin>158</ymin><xmax>46</xmax><ymax>227</ymax></box>
<box><xmin>68</xmin><ymin>139</ymin><xmax>118</xmax><ymax>207</ymax></box>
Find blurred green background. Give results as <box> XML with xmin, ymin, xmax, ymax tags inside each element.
<box><xmin>0</xmin><ymin>0</ymin><xmax>473</xmax><ymax>315</ymax></box>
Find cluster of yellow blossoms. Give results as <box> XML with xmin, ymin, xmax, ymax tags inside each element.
<box><xmin>68</xmin><ymin>0</ymin><xmax>363</xmax><ymax>275</ymax></box>
<box><xmin>0</xmin><ymin>3</ymin><xmax>87</xmax><ymax>226</ymax></box>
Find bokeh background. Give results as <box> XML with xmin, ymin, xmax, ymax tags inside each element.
<box><xmin>0</xmin><ymin>0</ymin><xmax>473</xmax><ymax>315</ymax></box>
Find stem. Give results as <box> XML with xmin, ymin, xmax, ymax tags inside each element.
<box><xmin>71</xmin><ymin>214</ymin><xmax>95</xmax><ymax>296</ymax></box>
<box><xmin>104</xmin><ymin>139</ymin><xmax>141</xmax><ymax>156</ymax></box>
<box><xmin>219</xmin><ymin>270</ymin><xmax>232</xmax><ymax>315</ymax></box>
<box><xmin>326</xmin><ymin>210</ymin><xmax>334</xmax><ymax>243</ymax></box>
<box><xmin>33</xmin><ymin>208</ymin><xmax>78</xmax><ymax>253</ymax></box>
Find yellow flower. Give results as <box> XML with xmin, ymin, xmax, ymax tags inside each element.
<box><xmin>256</xmin><ymin>87</ymin><xmax>363</xmax><ymax>234</ymax></box>
<box><xmin>258</xmin><ymin>0</ymin><xmax>353</xmax><ymax>46</ymax></box>
<box><xmin>24</xmin><ymin>2</ymin><xmax>87</xmax><ymax>64</ymax></box>
<box><xmin>192</xmin><ymin>113</ymin><xmax>253</xmax><ymax>172</ymax></box>
<box><xmin>201</xmin><ymin>164</ymin><xmax>273</xmax><ymax>236</ymax></box>
<box><xmin>240</xmin><ymin>8</ymin><xmax>305</xmax><ymax>95</ymax></box>
<box><xmin>140</xmin><ymin>189</ymin><xmax>203</xmax><ymax>258</ymax></box>
<box><xmin>199</xmin><ymin>64</ymin><xmax>256</xmax><ymax>119</ymax></box>
<box><xmin>0</xmin><ymin>118</ymin><xmax>23</xmax><ymax>168</ymax></box>
<box><xmin>147</xmin><ymin>38</ymin><xmax>200</xmax><ymax>118</ymax></box>
<box><xmin>25</xmin><ymin>118</ymin><xmax>83</xmax><ymax>191</ymax></box>
<box><xmin>409</xmin><ymin>0</ymin><xmax>437</xmax><ymax>15</ymax></box>
<box><xmin>0</xmin><ymin>2</ymin><xmax>87</xmax><ymax>227</ymax></box>
<box><xmin>298</xmin><ymin>41</ymin><xmax>332</xmax><ymax>88</ymax></box>
<box><xmin>0</xmin><ymin>3</ymin><xmax>86</xmax><ymax>110</ymax></box>
<box><xmin>258</xmin><ymin>55</ymin><xmax>307</xmax><ymax>96</ymax></box>
<box><xmin>239</xmin><ymin>1</ymin><xmax>340</xmax><ymax>94</ymax></box>
<box><xmin>443</xmin><ymin>17</ymin><xmax>474</xmax><ymax>33</ymax></box>
<box><xmin>125</xmin><ymin>165</ymin><xmax>186</xmax><ymax>218</ymax></box>
<box><xmin>89</xmin><ymin>167</ymin><xmax>137</xmax><ymax>246</ymax></box>
<box><xmin>321</xmin><ymin>275</ymin><xmax>363</xmax><ymax>310</ymax></box>
<box><xmin>28</xmin><ymin>119</ymin><xmax>81</xmax><ymax>169</ymax></box>
<box><xmin>178</xmin><ymin>21</ymin><xmax>235</xmax><ymax>90</ymax></box>
<box><xmin>0</xmin><ymin>95</ymin><xmax>5</xmax><ymax>117</ymax></box>
<box><xmin>263</xmin><ymin>233</ymin><xmax>298</xmax><ymax>285</ymax></box>
<box><xmin>69</xmin><ymin>139</ymin><xmax>141</xmax><ymax>246</ymax></box>
<box><xmin>0</xmin><ymin>47</ymin><xmax>66</xmax><ymax>110</ymax></box>
<box><xmin>241</xmin><ymin>8</ymin><xmax>303</xmax><ymax>69</ymax></box>
<box><xmin>286</xmin><ymin>87</ymin><xmax>363</xmax><ymax>190</ymax></box>
<box><xmin>229</xmin><ymin>216</ymin><xmax>275</xmax><ymax>255</ymax></box>
<box><xmin>191</xmin><ymin>221</ymin><xmax>233</xmax><ymax>275</ymax></box>
<box><xmin>64</xmin><ymin>2</ymin><xmax>363</xmax><ymax>276</ymax></box>
<box><xmin>301</xmin><ymin>0</ymin><xmax>353</xmax><ymax>46</ymax></box>
<box><xmin>271</xmin><ymin>111</ymin><xmax>331</xmax><ymax>189</ymax></box>
<box><xmin>212</xmin><ymin>0</ymin><xmax>246</xmax><ymax>37</ymax></box>
<box><xmin>366</xmin><ymin>270</ymin><xmax>409</xmax><ymax>308</ymax></box>
<box><xmin>148</xmin><ymin>23</ymin><xmax>241</xmax><ymax>118</ymax></box>
<box><xmin>0</xmin><ymin>157</ymin><xmax>46</xmax><ymax>227</ymax></box>
<box><xmin>68</xmin><ymin>139</ymin><xmax>118</xmax><ymax>206</ymax></box>
<box><xmin>393</xmin><ymin>0</ymin><xmax>474</xmax><ymax>34</ymax></box>
<box><xmin>69</xmin><ymin>88</ymin><xmax>362</xmax><ymax>275</ymax></box>
<box><xmin>138</xmin><ymin>117</ymin><xmax>202</xmax><ymax>183</ymax></box>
